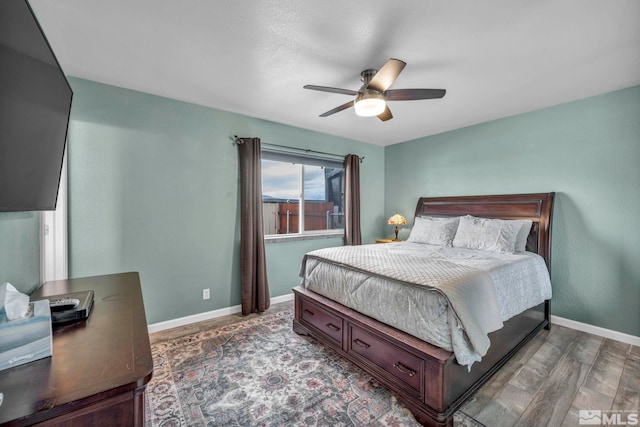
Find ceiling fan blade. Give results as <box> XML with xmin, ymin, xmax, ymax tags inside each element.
<box><xmin>319</xmin><ymin>100</ymin><xmax>354</xmax><ymax>117</ymax></box>
<box><xmin>386</xmin><ymin>88</ymin><xmax>446</xmax><ymax>101</ymax></box>
<box><xmin>377</xmin><ymin>105</ymin><xmax>393</xmax><ymax>121</ymax></box>
<box><xmin>303</xmin><ymin>85</ymin><xmax>358</xmax><ymax>96</ymax></box>
<box><xmin>367</xmin><ymin>58</ymin><xmax>406</xmax><ymax>92</ymax></box>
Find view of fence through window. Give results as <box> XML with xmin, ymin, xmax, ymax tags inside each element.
<box><xmin>261</xmin><ymin>157</ymin><xmax>344</xmax><ymax>235</ymax></box>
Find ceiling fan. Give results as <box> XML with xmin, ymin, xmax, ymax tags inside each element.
<box><xmin>303</xmin><ymin>58</ymin><xmax>446</xmax><ymax>121</ymax></box>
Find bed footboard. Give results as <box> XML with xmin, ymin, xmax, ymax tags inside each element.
<box><xmin>293</xmin><ymin>285</ymin><xmax>549</xmax><ymax>427</ymax></box>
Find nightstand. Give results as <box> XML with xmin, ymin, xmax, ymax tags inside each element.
<box><xmin>376</xmin><ymin>239</ymin><xmax>401</xmax><ymax>243</ymax></box>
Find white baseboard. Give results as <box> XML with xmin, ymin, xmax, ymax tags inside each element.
<box><xmin>147</xmin><ymin>292</ymin><xmax>294</xmax><ymax>334</ymax></box>
<box><xmin>551</xmin><ymin>315</ymin><xmax>640</xmax><ymax>347</ymax></box>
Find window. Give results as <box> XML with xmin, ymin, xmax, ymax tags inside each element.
<box><xmin>261</xmin><ymin>149</ymin><xmax>344</xmax><ymax>237</ymax></box>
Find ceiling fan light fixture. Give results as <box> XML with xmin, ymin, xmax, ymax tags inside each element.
<box><xmin>354</xmin><ymin>90</ymin><xmax>386</xmax><ymax>117</ymax></box>
<box><xmin>304</xmin><ymin>58</ymin><xmax>446</xmax><ymax>121</ymax></box>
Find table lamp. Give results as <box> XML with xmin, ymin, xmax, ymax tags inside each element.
<box><xmin>388</xmin><ymin>213</ymin><xmax>407</xmax><ymax>241</ymax></box>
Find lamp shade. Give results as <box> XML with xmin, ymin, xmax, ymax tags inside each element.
<box><xmin>354</xmin><ymin>90</ymin><xmax>386</xmax><ymax>117</ymax></box>
<box><xmin>388</xmin><ymin>213</ymin><xmax>407</xmax><ymax>225</ymax></box>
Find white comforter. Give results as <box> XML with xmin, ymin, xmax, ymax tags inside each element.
<box><xmin>300</xmin><ymin>242</ymin><xmax>552</xmax><ymax>368</ymax></box>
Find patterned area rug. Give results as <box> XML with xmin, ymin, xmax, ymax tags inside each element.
<box><xmin>146</xmin><ymin>309</ymin><xmax>483</xmax><ymax>426</ymax></box>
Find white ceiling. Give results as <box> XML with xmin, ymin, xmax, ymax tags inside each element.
<box><xmin>29</xmin><ymin>0</ymin><xmax>640</xmax><ymax>146</ymax></box>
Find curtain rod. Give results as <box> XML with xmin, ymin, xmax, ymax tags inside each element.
<box><xmin>233</xmin><ymin>135</ymin><xmax>364</xmax><ymax>162</ymax></box>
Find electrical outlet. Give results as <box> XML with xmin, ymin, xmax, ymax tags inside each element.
<box><xmin>203</xmin><ymin>288</ymin><xmax>210</xmax><ymax>300</ymax></box>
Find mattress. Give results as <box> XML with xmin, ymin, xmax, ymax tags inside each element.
<box><xmin>300</xmin><ymin>242</ymin><xmax>552</xmax><ymax>368</ymax></box>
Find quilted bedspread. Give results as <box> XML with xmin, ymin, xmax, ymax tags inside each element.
<box><xmin>300</xmin><ymin>242</ymin><xmax>552</xmax><ymax>368</ymax></box>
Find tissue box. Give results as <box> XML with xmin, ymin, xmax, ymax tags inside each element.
<box><xmin>0</xmin><ymin>300</ymin><xmax>52</xmax><ymax>371</ymax></box>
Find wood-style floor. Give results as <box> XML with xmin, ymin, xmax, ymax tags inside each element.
<box><xmin>460</xmin><ymin>318</ymin><xmax>639</xmax><ymax>426</ymax></box>
<box><xmin>149</xmin><ymin>300</ymin><xmax>640</xmax><ymax>427</ymax></box>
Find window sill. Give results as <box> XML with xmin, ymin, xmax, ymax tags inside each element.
<box><xmin>264</xmin><ymin>232</ymin><xmax>344</xmax><ymax>244</ymax></box>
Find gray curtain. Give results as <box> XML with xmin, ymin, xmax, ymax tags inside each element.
<box><xmin>344</xmin><ymin>154</ymin><xmax>362</xmax><ymax>245</ymax></box>
<box><xmin>238</xmin><ymin>137</ymin><xmax>270</xmax><ymax>315</ymax></box>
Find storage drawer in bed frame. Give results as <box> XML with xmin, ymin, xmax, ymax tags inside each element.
<box><xmin>299</xmin><ymin>298</ymin><xmax>344</xmax><ymax>344</ymax></box>
<box><xmin>349</xmin><ymin>323</ymin><xmax>425</xmax><ymax>398</ymax></box>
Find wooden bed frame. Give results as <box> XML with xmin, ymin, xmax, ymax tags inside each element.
<box><xmin>293</xmin><ymin>193</ymin><xmax>555</xmax><ymax>426</ymax></box>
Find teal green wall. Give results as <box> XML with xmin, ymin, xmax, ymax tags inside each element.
<box><xmin>66</xmin><ymin>78</ymin><xmax>384</xmax><ymax>324</ymax></box>
<box><xmin>385</xmin><ymin>86</ymin><xmax>640</xmax><ymax>337</ymax></box>
<box><xmin>3</xmin><ymin>78</ymin><xmax>638</xmax><ymax>337</ymax></box>
<box><xmin>0</xmin><ymin>212</ymin><xmax>40</xmax><ymax>294</ymax></box>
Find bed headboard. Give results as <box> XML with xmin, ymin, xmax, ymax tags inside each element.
<box><xmin>414</xmin><ymin>193</ymin><xmax>555</xmax><ymax>271</ymax></box>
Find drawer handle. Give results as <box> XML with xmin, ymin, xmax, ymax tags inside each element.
<box><xmin>394</xmin><ymin>362</ymin><xmax>417</xmax><ymax>377</ymax></box>
<box><xmin>303</xmin><ymin>309</ymin><xmax>314</xmax><ymax>316</ymax></box>
<box><xmin>353</xmin><ymin>338</ymin><xmax>371</xmax><ymax>349</ymax></box>
<box><xmin>326</xmin><ymin>323</ymin><xmax>340</xmax><ymax>332</ymax></box>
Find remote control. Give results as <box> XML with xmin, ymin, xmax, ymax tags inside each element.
<box><xmin>50</xmin><ymin>298</ymin><xmax>80</xmax><ymax>312</ymax></box>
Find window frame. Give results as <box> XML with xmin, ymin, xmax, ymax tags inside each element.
<box><xmin>261</xmin><ymin>149</ymin><xmax>345</xmax><ymax>243</ymax></box>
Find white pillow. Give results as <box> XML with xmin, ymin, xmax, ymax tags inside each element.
<box><xmin>512</xmin><ymin>219</ymin><xmax>533</xmax><ymax>252</ymax></box>
<box><xmin>452</xmin><ymin>215</ymin><xmax>519</xmax><ymax>253</ymax></box>
<box><xmin>407</xmin><ymin>216</ymin><xmax>460</xmax><ymax>246</ymax></box>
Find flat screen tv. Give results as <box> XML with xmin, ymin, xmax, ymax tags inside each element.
<box><xmin>0</xmin><ymin>0</ymin><xmax>73</xmax><ymax>212</ymax></box>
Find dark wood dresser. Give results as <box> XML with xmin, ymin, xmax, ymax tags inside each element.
<box><xmin>0</xmin><ymin>272</ymin><xmax>153</xmax><ymax>426</ymax></box>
